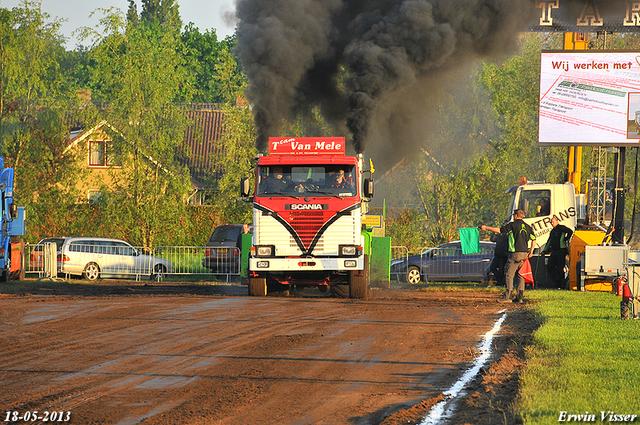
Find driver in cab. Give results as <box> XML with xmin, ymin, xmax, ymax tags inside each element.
<box><xmin>326</xmin><ymin>169</ymin><xmax>352</xmax><ymax>190</ymax></box>
<box><xmin>262</xmin><ymin>166</ymin><xmax>292</xmax><ymax>193</ymax></box>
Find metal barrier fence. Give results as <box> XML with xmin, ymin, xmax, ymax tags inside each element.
<box><xmin>390</xmin><ymin>246</ymin><xmax>410</xmax><ymax>282</ymax></box>
<box><xmin>28</xmin><ymin>241</ymin><xmax>497</xmax><ymax>284</ymax></box>
<box><xmin>26</xmin><ymin>243</ymin><xmax>47</xmax><ymax>275</ymax></box>
<box><xmin>389</xmin><ymin>245</ymin><xmax>494</xmax><ymax>284</ymax></box>
<box><xmin>25</xmin><ymin>242</ymin><xmax>242</xmax><ymax>281</ymax></box>
<box><xmin>154</xmin><ymin>246</ymin><xmax>241</xmax><ymax>277</ymax></box>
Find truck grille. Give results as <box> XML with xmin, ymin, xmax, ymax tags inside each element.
<box><xmin>290</xmin><ymin>211</ymin><xmax>325</xmax><ymax>248</ymax></box>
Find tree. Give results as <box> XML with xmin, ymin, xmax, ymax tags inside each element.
<box><xmin>480</xmin><ymin>34</ymin><xmax>567</xmax><ymax>191</ymax></box>
<box><xmin>82</xmin><ymin>9</ymin><xmax>192</xmax><ymax>247</ymax></box>
<box><xmin>0</xmin><ymin>1</ymin><xmax>89</xmax><ymax>243</ymax></box>
<box><xmin>208</xmin><ymin>103</ymin><xmax>256</xmax><ymax>224</ymax></box>
<box><xmin>181</xmin><ymin>25</ymin><xmax>246</xmax><ymax>103</ymax></box>
<box><xmin>139</xmin><ymin>0</ymin><xmax>182</xmax><ymax>34</ymax></box>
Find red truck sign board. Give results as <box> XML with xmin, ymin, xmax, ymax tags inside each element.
<box><xmin>269</xmin><ymin>137</ymin><xmax>345</xmax><ymax>155</ymax></box>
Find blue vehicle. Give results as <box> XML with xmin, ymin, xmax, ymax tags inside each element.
<box><xmin>390</xmin><ymin>240</ymin><xmax>495</xmax><ymax>284</ymax></box>
<box><xmin>0</xmin><ymin>157</ymin><xmax>26</xmax><ymax>281</ymax></box>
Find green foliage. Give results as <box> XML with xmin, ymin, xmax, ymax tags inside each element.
<box><xmin>0</xmin><ymin>1</ymin><xmax>66</xmax><ymax>110</ymax></box>
<box><xmin>519</xmin><ymin>291</ymin><xmax>640</xmax><ymax>423</ymax></box>
<box><xmin>480</xmin><ymin>34</ymin><xmax>567</xmax><ymax>188</ymax></box>
<box><xmin>181</xmin><ymin>25</ymin><xmax>246</xmax><ymax>103</ymax></box>
<box><xmin>139</xmin><ymin>0</ymin><xmax>182</xmax><ymax>34</ymax></box>
<box><xmin>208</xmin><ymin>104</ymin><xmax>256</xmax><ymax>224</ymax></box>
<box><xmin>59</xmin><ymin>46</ymin><xmax>95</xmax><ymax>90</ymax></box>
<box><xmin>384</xmin><ymin>208</ymin><xmax>427</xmax><ymax>253</ymax></box>
<box><xmin>81</xmin><ymin>9</ymin><xmax>193</xmax><ymax>247</ymax></box>
<box><xmin>0</xmin><ymin>1</ymin><xmax>254</xmax><ymax>246</ymax></box>
<box><xmin>0</xmin><ymin>0</ymin><xmax>88</xmax><ymax>244</ymax></box>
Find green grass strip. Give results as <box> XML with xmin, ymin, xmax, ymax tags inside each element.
<box><xmin>519</xmin><ymin>290</ymin><xmax>640</xmax><ymax>424</ymax></box>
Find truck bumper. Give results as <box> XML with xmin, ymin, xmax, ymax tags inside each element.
<box><xmin>250</xmin><ymin>257</ymin><xmax>363</xmax><ymax>272</ymax></box>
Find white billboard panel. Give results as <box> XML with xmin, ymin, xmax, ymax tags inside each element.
<box><xmin>539</xmin><ymin>51</ymin><xmax>640</xmax><ymax>146</ymax></box>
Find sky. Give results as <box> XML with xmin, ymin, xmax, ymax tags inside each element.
<box><xmin>0</xmin><ymin>0</ymin><xmax>237</xmax><ymax>48</ymax></box>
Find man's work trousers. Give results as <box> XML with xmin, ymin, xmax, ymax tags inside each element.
<box><xmin>505</xmin><ymin>252</ymin><xmax>528</xmax><ymax>294</ymax></box>
<box><xmin>490</xmin><ymin>256</ymin><xmax>507</xmax><ymax>286</ymax></box>
<box><xmin>547</xmin><ymin>248</ymin><xmax>568</xmax><ymax>289</ymax></box>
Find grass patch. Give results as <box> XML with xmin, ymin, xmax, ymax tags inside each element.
<box><xmin>518</xmin><ymin>290</ymin><xmax>640</xmax><ymax>424</ymax></box>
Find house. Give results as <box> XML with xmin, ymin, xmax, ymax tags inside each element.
<box><xmin>64</xmin><ymin>120</ymin><xmax>123</xmax><ymax>202</ymax></box>
<box><xmin>64</xmin><ymin>104</ymin><xmax>227</xmax><ymax>205</ymax></box>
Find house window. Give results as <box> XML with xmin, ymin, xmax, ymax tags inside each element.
<box><xmin>89</xmin><ymin>141</ymin><xmax>120</xmax><ymax>167</ymax></box>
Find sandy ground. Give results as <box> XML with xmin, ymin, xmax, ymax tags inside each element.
<box><xmin>0</xmin><ymin>282</ymin><xmax>537</xmax><ymax>424</ymax></box>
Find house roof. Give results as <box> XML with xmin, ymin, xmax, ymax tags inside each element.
<box><xmin>177</xmin><ymin>104</ymin><xmax>226</xmax><ymax>189</ymax></box>
<box><xmin>64</xmin><ymin>119</ymin><xmax>119</xmax><ymax>154</ymax></box>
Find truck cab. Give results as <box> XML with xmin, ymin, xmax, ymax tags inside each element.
<box><xmin>241</xmin><ymin>137</ymin><xmax>373</xmax><ymax>298</ymax></box>
<box><xmin>506</xmin><ymin>180</ymin><xmax>582</xmax><ymax>249</ymax></box>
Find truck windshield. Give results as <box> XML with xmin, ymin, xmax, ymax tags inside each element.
<box><xmin>508</xmin><ymin>189</ymin><xmax>552</xmax><ymax>221</ymax></box>
<box><xmin>257</xmin><ymin>165</ymin><xmax>356</xmax><ymax>197</ymax></box>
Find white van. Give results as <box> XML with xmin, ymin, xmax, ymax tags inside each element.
<box><xmin>58</xmin><ymin>237</ymin><xmax>173</xmax><ymax>281</ymax></box>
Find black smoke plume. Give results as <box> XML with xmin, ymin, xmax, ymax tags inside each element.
<box><xmin>235</xmin><ymin>0</ymin><xmax>541</xmax><ymax>156</ymax></box>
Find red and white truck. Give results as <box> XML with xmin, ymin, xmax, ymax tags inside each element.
<box><xmin>240</xmin><ymin>137</ymin><xmax>374</xmax><ymax>298</ymax></box>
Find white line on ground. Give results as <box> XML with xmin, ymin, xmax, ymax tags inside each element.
<box><xmin>419</xmin><ymin>309</ymin><xmax>508</xmax><ymax>425</ymax></box>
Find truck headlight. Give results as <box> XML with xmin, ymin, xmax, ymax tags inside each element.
<box><xmin>256</xmin><ymin>245</ymin><xmax>274</xmax><ymax>257</ymax></box>
<box><xmin>257</xmin><ymin>261</ymin><xmax>270</xmax><ymax>268</ymax></box>
<box><xmin>339</xmin><ymin>245</ymin><xmax>358</xmax><ymax>256</ymax></box>
<box><xmin>344</xmin><ymin>260</ymin><xmax>357</xmax><ymax>268</ymax></box>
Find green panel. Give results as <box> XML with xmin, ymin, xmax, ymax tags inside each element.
<box><xmin>240</xmin><ymin>233</ymin><xmax>252</xmax><ymax>278</ymax></box>
<box><xmin>370</xmin><ymin>236</ymin><xmax>391</xmax><ymax>284</ymax></box>
<box><xmin>362</xmin><ymin>229</ymin><xmax>372</xmax><ymax>256</ymax></box>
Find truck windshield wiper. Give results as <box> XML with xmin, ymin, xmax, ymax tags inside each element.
<box><xmin>263</xmin><ymin>191</ymin><xmax>300</xmax><ymax>199</ymax></box>
<box><xmin>305</xmin><ymin>190</ymin><xmax>343</xmax><ymax>199</ymax></box>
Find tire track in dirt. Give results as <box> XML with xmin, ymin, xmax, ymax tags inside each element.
<box><xmin>0</xmin><ymin>289</ymin><xmax>523</xmax><ymax>425</ymax></box>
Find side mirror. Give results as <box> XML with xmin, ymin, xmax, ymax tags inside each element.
<box><xmin>240</xmin><ymin>177</ymin><xmax>251</xmax><ymax>197</ymax></box>
<box><xmin>8</xmin><ymin>202</ymin><xmax>17</xmax><ymax>220</ymax></box>
<box><xmin>363</xmin><ymin>178</ymin><xmax>374</xmax><ymax>199</ymax></box>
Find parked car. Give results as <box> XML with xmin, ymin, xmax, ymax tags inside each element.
<box><xmin>390</xmin><ymin>240</ymin><xmax>495</xmax><ymax>284</ymax></box>
<box><xmin>202</xmin><ymin>224</ymin><xmax>252</xmax><ymax>273</ymax></box>
<box><xmin>57</xmin><ymin>237</ymin><xmax>173</xmax><ymax>281</ymax></box>
<box><xmin>29</xmin><ymin>237</ymin><xmax>68</xmax><ymax>271</ymax></box>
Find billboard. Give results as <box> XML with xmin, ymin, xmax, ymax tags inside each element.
<box><xmin>539</xmin><ymin>51</ymin><xmax>640</xmax><ymax>146</ymax></box>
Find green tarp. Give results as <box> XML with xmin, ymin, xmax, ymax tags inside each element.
<box><xmin>459</xmin><ymin>227</ymin><xmax>481</xmax><ymax>255</ymax></box>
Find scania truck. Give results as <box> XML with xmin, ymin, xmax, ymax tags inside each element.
<box><xmin>240</xmin><ymin>137</ymin><xmax>374</xmax><ymax>298</ymax></box>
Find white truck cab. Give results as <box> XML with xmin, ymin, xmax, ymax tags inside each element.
<box><xmin>506</xmin><ymin>181</ymin><xmax>583</xmax><ymax>249</ymax></box>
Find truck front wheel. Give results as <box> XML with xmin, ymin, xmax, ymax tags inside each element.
<box><xmin>248</xmin><ymin>275</ymin><xmax>267</xmax><ymax>297</ymax></box>
<box><xmin>349</xmin><ymin>255</ymin><xmax>368</xmax><ymax>299</ymax></box>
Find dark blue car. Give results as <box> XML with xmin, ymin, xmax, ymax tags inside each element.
<box><xmin>390</xmin><ymin>240</ymin><xmax>495</xmax><ymax>284</ymax></box>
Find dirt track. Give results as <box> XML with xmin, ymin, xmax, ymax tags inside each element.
<box><xmin>0</xmin><ymin>283</ymin><xmax>536</xmax><ymax>425</ymax></box>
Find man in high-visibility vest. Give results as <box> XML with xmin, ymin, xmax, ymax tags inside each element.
<box><xmin>481</xmin><ymin>209</ymin><xmax>536</xmax><ymax>304</ymax></box>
